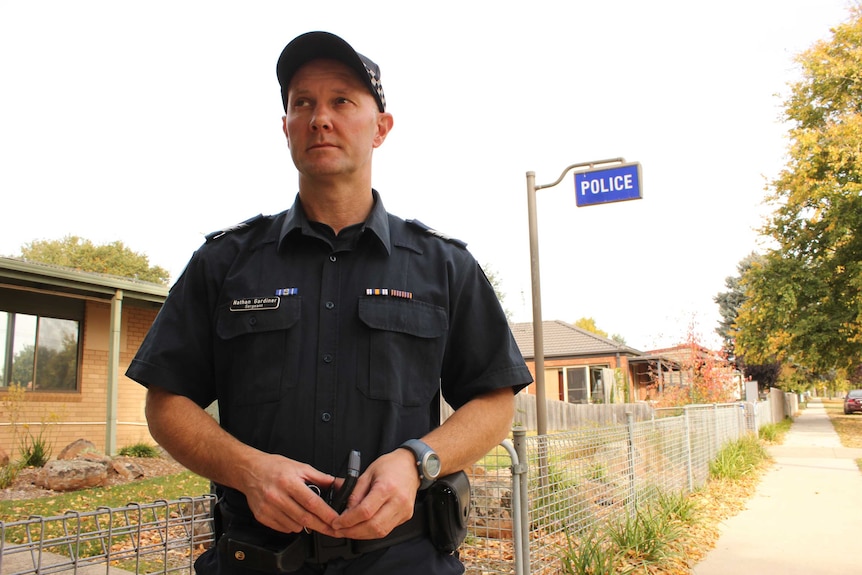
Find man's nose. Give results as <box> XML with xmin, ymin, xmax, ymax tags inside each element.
<box><xmin>310</xmin><ymin>106</ymin><xmax>332</xmax><ymax>131</ymax></box>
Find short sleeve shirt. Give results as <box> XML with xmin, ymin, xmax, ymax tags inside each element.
<box><xmin>126</xmin><ymin>191</ymin><xmax>532</xmax><ymax>483</ymax></box>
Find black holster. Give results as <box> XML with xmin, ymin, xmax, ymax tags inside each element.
<box><xmin>426</xmin><ymin>471</ymin><xmax>471</xmax><ymax>554</ymax></box>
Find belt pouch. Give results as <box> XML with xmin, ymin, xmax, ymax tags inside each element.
<box><xmin>221</xmin><ymin>535</ymin><xmax>307</xmax><ymax>573</ymax></box>
<box><xmin>426</xmin><ymin>470</ymin><xmax>471</xmax><ymax>554</ymax></box>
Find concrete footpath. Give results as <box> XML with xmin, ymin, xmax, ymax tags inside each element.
<box><xmin>693</xmin><ymin>399</ymin><xmax>862</xmax><ymax>575</ymax></box>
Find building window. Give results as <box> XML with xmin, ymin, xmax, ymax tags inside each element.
<box><xmin>564</xmin><ymin>365</ymin><xmax>610</xmax><ymax>404</ymax></box>
<box><xmin>1</xmin><ymin>309</ymin><xmax>81</xmax><ymax>392</ymax></box>
<box><xmin>566</xmin><ymin>367</ymin><xmax>588</xmax><ymax>403</ymax></box>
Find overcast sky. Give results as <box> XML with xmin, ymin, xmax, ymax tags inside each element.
<box><xmin>1</xmin><ymin>1</ymin><xmax>855</xmax><ymax>351</ymax></box>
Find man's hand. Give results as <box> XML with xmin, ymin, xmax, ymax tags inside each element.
<box><xmin>329</xmin><ymin>448</ymin><xmax>419</xmax><ymax>539</ymax></box>
<box><xmin>241</xmin><ymin>452</ymin><xmax>341</xmax><ymax>536</ymax></box>
<box><xmin>145</xmin><ymin>387</ymin><xmax>341</xmax><ymax>536</ymax></box>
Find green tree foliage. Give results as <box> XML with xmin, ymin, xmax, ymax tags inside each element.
<box><xmin>736</xmin><ymin>9</ymin><xmax>862</xmax><ymax>378</ymax></box>
<box><xmin>19</xmin><ymin>236</ymin><xmax>169</xmax><ymax>285</ymax></box>
<box><xmin>574</xmin><ymin>317</ymin><xmax>609</xmax><ymax>338</ymax></box>
<box><xmin>482</xmin><ymin>264</ymin><xmax>512</xmax><ymax>320</ymax></box>
<box><xmin>714</xmin><ymin>253</ymin><xmax>781</xmax><ymax>389</ymax></box>
<box><xmin>715</xmin><ymin>253</ymin><xmax>760</xmax><ymax>362</ymax></box>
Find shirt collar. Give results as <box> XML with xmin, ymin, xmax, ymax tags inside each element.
<box><xmin>278</xmin><ymin>190</ymin><xmax>392</xmax><ymax>254</ymax></box>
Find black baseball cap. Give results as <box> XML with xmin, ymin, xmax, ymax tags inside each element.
<box><xmin>276</xmin><ymin>31</ymin><xmax>386</xmax><ymax>113</ymax></box>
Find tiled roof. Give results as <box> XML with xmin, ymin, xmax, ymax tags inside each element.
<box><xmin>510</xmin><ymin>320</ymin><xmax>642</xmax><ymax>360</ymax></box>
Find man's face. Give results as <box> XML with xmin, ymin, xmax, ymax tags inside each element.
<box><xmin>283</xmin><ymin>59</ymin><xmax>392</xmax><ymax>181</ymax></box>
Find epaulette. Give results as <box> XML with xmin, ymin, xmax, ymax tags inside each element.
<box><xmin>205</xmin><ymin>214</ymin><xmax>265</xmax><ymax>242</ymax></box>
<box><xmin>406</xmin><ymin>219</ymin><xmax>468</xmax><ymax>249</ymax></box>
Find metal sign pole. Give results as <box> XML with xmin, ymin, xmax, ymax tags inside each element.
<box><xmin>525</xmin><ymin>157</ymin><xmax>627</xmax><ymax>436</ymax></box>
<box><xmin>525</xmin><ymin>171</ymin><xmax>547</xmax><ymax>436</ymax></box>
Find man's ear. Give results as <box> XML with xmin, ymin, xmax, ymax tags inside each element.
<box><xmin>373</xmin><ymin>113</ymin><xmax>394</xmax><ymax>148</ymax></box>
<box><xmin>282</xmin><ymin>116</ymin><xmax>290</xmax><ymax>148</ymax></box>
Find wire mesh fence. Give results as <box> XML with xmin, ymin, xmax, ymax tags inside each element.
<box><xmin>515</xmin><ymin>403</ymin><xmax>761</xmax><ymax>575</ymax></box>
<box><xmin>0</xmin><ymin>401</ymin><xmax>776</xmax><ymax>575</ymax></box>
<box><xmin>0</xmin><ymin>496</ymin><xmax>215</xmax><ymax>575</ymax></box>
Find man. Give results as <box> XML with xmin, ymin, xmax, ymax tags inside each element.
<box><xmin>126</xmin><ymin>31</ymin><xmax>532</xmax><ymax>575</ymax></box>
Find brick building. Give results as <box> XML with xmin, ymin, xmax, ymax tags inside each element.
<box><xmin>0</xmin><ymin>257</ymin><xmax>166</xmax><ymax>455</ymax></box>
<box><xmin>510</xmin><ymin>320</ymin><xmax>682</xmax><ymax>404</ymax></box>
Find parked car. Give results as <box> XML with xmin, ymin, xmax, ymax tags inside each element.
<box><xmin>844</xmin><ymin>390</ymin><xmax>862</xmax><ymax>414</ymax></box>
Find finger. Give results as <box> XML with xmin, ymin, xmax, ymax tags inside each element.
<box><xmin>251</xmin><ymin>481</ymin><xmax>339</xmax><ymax>534</ymax></box>
<box><xmin>333</xmin><ymin>497</ymin><xmax>411</xmax><ymax>540</ymax></box>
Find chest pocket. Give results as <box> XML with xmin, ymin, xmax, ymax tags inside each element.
<box><xmin>215</xmin><ymin>297</ymin><xmax>302</xmax><ymax>405</ymax></box>
<box><xmin>357</xmin><ymin>297</ymin><xmax>448</xmax><ymax>406</ymax></box>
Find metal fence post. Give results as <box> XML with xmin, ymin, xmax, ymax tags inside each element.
<box><xmin>512</xmin><ymin>426</ymin><xmax>530</xmax><ymax>575</ymax></box>
<box><xmin>713</xmin><ymin>403</ymin><xmax>720</xmax><ymax>454</ymax></box>
<box><xmin>625</xmin><ymin>412</ymin><xmax>637</xmax><ymax>511</ymax></box>
<box><xmin>684</xmin><ymin>405</ymin><xmax>694</xmax><ymax>492</ymax></box>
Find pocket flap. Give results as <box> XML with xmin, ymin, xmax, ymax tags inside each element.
<box><xmin>358</xmin><ymin>297</ymin><xmax>447</xmax><ymax>338</ymax></box>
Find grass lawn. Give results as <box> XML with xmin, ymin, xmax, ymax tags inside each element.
<box><xmin>0</xmin><ymin>470</ymin><xmax>210</xmax><ymax>522</ymax></box>
<box><xmin>821</xmin><ymin>397</ymin><xmax>862</xmax><ymax>471</ymax></box>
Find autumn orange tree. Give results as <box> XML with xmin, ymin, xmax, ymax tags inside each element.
<box><xmin>655</xmin><ymin>320</ymin><xmax>738</xmax><ymax>408</ymax></box>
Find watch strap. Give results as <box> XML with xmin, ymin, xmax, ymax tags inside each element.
<box><xmin>399</xmin><ymin>439</ymin><xmax>438</xmax><ymax>490</ymax></box>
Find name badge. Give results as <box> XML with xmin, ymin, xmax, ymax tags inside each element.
<box><xmin>229</xmin><ymin>297</ymin><xmax>280</xmax><ymax>312</ymax></box>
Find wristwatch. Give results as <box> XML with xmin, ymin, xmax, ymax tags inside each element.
<box><xmin>399</xmin><ymin>439</ymin><xmax>441</xmax><ymax>490</ymax></box>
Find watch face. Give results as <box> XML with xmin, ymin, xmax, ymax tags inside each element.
<box><xmin>425</xmin><ymin>453</ymin><xmax>442</xmax><ymax>479</ymax></box>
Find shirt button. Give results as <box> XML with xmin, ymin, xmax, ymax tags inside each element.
<box><xmin>323</xmin><ymin>354</ymin><xmax>333</xmax><ymax>363</ymax></box>
<box><xmin>325</xmin><ymin>301</ymin><xmax>335</xmax><ymax>310</ymax></box>
<box><xmin>248</xmin><ymin>316</ymin><xmax>257</xmax><ymax>326</ymax></box>
<box><xmin>321</xmin><ymin>412</ymin><xmax>332</xmax><ymax>422</ymax></box>
<box><xmin>330</xmin><ymin>255</ymin><xmax>337</xmax><ymax>262</ymax></box>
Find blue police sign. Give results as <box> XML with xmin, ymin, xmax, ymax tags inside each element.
<box><xmin>574</xmin><ymin>162</ymin><xmax>643</xmax><ymax>207</ymax></box>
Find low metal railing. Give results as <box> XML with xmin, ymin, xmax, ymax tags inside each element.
<box><xmin>1</xmin><ymin>401</ymin><xmax>775</xmax><ymax>575</ymax></box>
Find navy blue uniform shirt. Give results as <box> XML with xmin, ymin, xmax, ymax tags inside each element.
<box><xmin>126</xmin><ymin>191</ymin><xmax>532</xmax><ymax>510</ymax></box>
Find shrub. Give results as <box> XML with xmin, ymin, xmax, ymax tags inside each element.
<box><xmin>0</xmin><ymin>462</ymin><xmax>22</xmax><ymax>489</ymax></box>
<box><xmin>655</xmin><ymin>489</ymin><xmax>698</xmax><ymax>525</ymax></box>
<box><xmin>561</xmin><ymin>528</ymin><xmax>620</xmax><ymax>575</ymax></box>
<box><xmin>19</xmin><ymin>426</ymin><xmax>52</xmax><ymax>467</ymax></box>
<box><xmin>118</xmin><ymin>443</ymin><xmax>161</xmax><ymax>458</ymax></box>
<box><xmin>606</xmin><ymin>507</ymin><xmax>682</xmax><ymax>565</ymax></box>
<box><xmin>759</xmin><ymin>417</ymin><xmax>792</xmax><ymax>443</ymax></box>
<box><xmin>709</xmin><ymin>434</ymin><xmax>768</xmax><ymax>480</ymax></box>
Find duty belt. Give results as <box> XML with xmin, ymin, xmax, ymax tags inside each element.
<box><xmin>216</xmin><ymin>502</ymin><xmax>429</xmax><ymax>572</ymax></box>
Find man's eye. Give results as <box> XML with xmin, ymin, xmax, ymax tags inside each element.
<box><xmin>335</xmin><ymin>97</ymin><xmax>351</xmax><ymax>105</ymax></box>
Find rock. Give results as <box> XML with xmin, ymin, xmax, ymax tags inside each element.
<box><xmin>36</xmin><ymin>459</ymin><xmax>108</xmax><ymax>491</ymax></box>
<box><xmin>57</xmin><ymin>439</ymin><xmax>100</xmax><ymax>460</ymax></box>
<box><xmin>112</xmin><ymin>459</ymin><xmax>145</xmax><ymax>480</ymax></box>
<box><xmin>180</xmin><ymin>498</ymin><xmax>215</xmax><ymax>545</ymax></box>
<box><xmin>78</xmin><ymin>451</ymin><xmax>113</xmax><ymax>466</ymax></box>
<box><xmin>471</xmin><ymin>516</ymin><xmax>514</xmax><ymax>539</ymax></box>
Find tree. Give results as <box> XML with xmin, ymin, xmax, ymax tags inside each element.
<box><xmin>19</xmin><ymin>236</ymin><xmax>170</xmax><ymax>285</ymax></box>
<box><xmin>735</xmin><ymin>8</ymin><xmax>862</xmax><ymax>379</ymax></box>
<box><xmin>714</xmin><ymin>253</ymin><xmax>781</xmax><ymax>390</ymax></box>
<box><xmin>655</xmin><ymin>319</ymin><xmax>738</xmax><ymax>408</ymax></box>
<box><xmin>482</xmin><ymin>264</ymin><xmax>512</xmax><ymax>320</ymax></box>
<box><xmin>715</xmin><ymin>253</ymin><xmax>760</xmax><ymax>365</ymax></box>
<box><xmin>573</xmin><ymin>317</ymin><xmax>608</xmax><ymax>339</ymax></box>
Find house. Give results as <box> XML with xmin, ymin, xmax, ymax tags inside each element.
<box><xmin>510</xmin><ymin>320</ymin><xmax>686</xmax><ymax>404</ymax></box>
<box><xmin>0</xmin><ymin>257</ymin><xmax>167</xmax><ymax>456</ymax></box>
<box><xmin>510</xmin><ymin>320</ymin><xmax>644</xmax><ymax>403</ymax></box>
<box><xmin>641</xmin><ymin>343</ymin><xmax>743</xmax><ymax>401</ymax></box>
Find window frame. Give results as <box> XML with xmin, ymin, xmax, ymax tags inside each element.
<box><xmin>0</xmin><ymin>288</ymin><xmax>83</xmax><ymax>393</ymax></box>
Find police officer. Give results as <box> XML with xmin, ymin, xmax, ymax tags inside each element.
<box><xmin>126</xmin><ymin>31</ymin><xmax>532</xmax><ymax>575</ymax></box>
